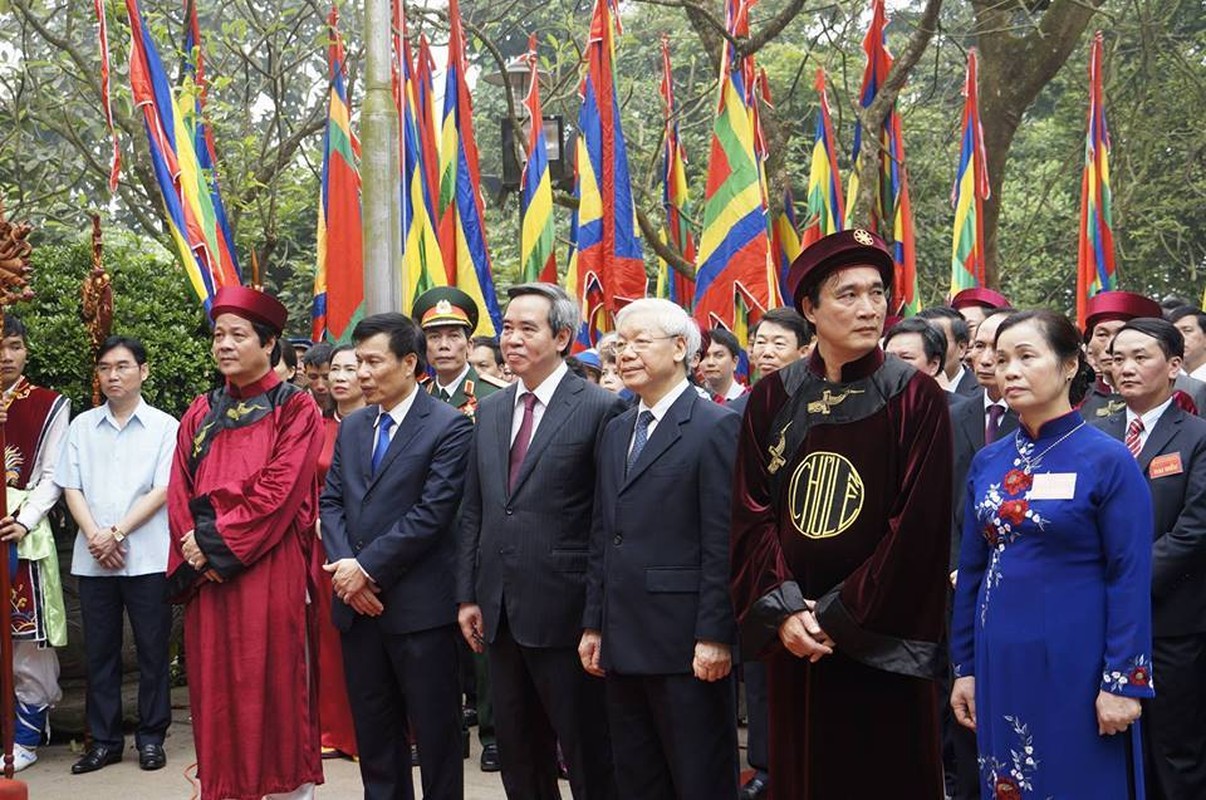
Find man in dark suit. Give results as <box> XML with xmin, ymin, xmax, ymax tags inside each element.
<box><xmin>580</xmin><ymin>299</ymin><xmax>739</xmax><ymax>799</ymax></box>
<box><xmin>320</xmin><ymin>312</ymin><xmax>474</xmax><ymax>800</ymax></box>
<box><xmin>1094</xmin><ymin>318</ymin><xmax>1206</xmax><ymax>800</ymax></box>
<box><xmin>457</xmin><ymin>283</ymin><xmax>624</xmax><ymax>800</ymax></box>
<box><xmin>918</xmin><ymin>306</ymin><xmax>978</xmax><ymax>397</ymax></box>
<box><xmin>945</xmin><ymin>308</ymin><xmax>1018</xmax><ymax>799</ymax></box>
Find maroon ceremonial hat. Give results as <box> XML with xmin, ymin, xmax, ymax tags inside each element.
<box><xmin>1084</xmin><ymin>290</ymin><xmax>1162</xmax><ymax>333</ymax></box>
<box><xmin>786</xmin><ymin>228</ymin><xmax>894</xmax><ymax>313</ymax></box>
<box><xmin>209</xmin><ymin>286</ymin><xmax>288</xmax><ymax>335</ymax></box>
<box><xmin>951</xmin><ymin>287</ymin><xmax>1010</xmax><ymax>311</ymax></box>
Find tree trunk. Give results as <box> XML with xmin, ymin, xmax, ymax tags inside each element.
<box><xmin>973</xmin><ymin>0</ymin><xmax>1108</xmax><ymax>288</ymax></box>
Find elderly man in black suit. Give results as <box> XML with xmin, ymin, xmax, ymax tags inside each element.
<box><xmin>580</xmin><ymin>299</ymin><xmax>739</xmax><ymax>800</ymax></box>
<box><xmin>945</xmin><ymin>307</ymin><xmax>1018</xmax><ymax>799</ymax></box>
<box><xmin>457</xmin><ymin>283</ymin><xmax>624</xmax><ymax>800</ymax></box>
<box><xmin>1095</xmin><ymin>317</ymin><xmax>1206</xmax><ymax>800</ymax></box>
<box><xmin>320</xmin><ymin>313</ymin><xmax>474</xmax><ymax>800</ymax></box>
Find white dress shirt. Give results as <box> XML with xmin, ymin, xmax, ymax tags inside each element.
<box><xmin>945</xmin><ymin>365</ymin><xmax>968</xmax><ymax>394</ymax></box>
<box><xmin>57</xmin><ymin>398</ymin><xmax>178</xmax><ymax>577</ymax></box>
<box><xmin>435</xmin><ymin>363</ymin><xmax>471</xmax><ymax>399</ymax></box>
<box><xmin>510</xmin><ymin>360</ymin><xmax>569</xmax><ymax>446</ymax></box>
<box><xmin>1125</xmin><ymin>397</ymin><xmax>1174</xmax><ymax>452</ymax></box>
<box><xmin>374</xmin><ymin>384</ymin><xmax>421</xmax><ymax>442</ymax></box>
<box><xmin>628</xmin><ymin>379</ymin><xmax>691</xmax><ymax>458</ymax></box>
<box><xmin>721</xmin><ymin>380</ymin><xmax>746</xmax><ymax>402</ymax></box>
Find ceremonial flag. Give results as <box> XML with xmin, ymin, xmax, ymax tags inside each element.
<box><xmin>692</xmin><ymin>0</ymin><xmax>776</xmax><ymax>341</ymax></box>
<box><xmin>950</xmin><ymin>49</ymin><xmax>989</xmax><ymax>297</ymax></box>
<box><xmin>566</xmin><ymin>0</ymin><xmax>646</xmax><ymax>347</ymax></box>
<box><xmin>182</xmin><ymin>0</ymin><xmax>241</xmax><ymax>284</ymax></box>
<box><xmin>845</xmin><ymin>0</ymin><xmax>918</xmax><ymax>316</ymax></box>
<box><xmin>93</xmin><ymin>0</ymin><xmax>121</xmax><ymax>192</ymax></box>
<box><xmin>414</xmin><ymin>34</ymin><xmax>443</xmax><ymax>249</ymax></box>
<box><xmin>772</xmin><ymin>189</ymin><xmax>801</xmax><ymax>304</ymax></box>
<box><xmin>312</xmin><ymin>6</ymin><xmax>364</xmax><ymax>343</ymax></box>
<box><xmin>1076</xmin><ymin>32</ymin><xmax>1116</xmax><ymax>328</ymax></box>
<box><xmin>800</xmin><ymin>68</ymin><xmax>844</xmax><ymax>251</ymax></box>
<box><xmin>392</xmin><ymin>0</ymin><xmax>446</xmax><ymax>312</ymax></box>
<box><xmin>438</xmin><ymin>0</ymin><xmax>501</xmax><ymax>335</ymax></box>
<box><xmin>655</xmin><ymin>35</ymin><xmax>695</xmax><ymax>308</ymax></box>
<box><xmin>519</xmin><ymin>36</ymin><xmax>557</xmax><ymax>284</ymax></box>
<box><xmin>125</xmin><ymin>0</ymin><xmax>239</xmax><ymax>309</ymax></box>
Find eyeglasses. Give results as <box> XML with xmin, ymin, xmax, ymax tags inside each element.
<box><xmin>613</xmin><ymin>335</ymin><xmax>677</xmax><ymax>355</ymax></box>
<box><xmin>96</xmin><ymin>363</ymin><xmax>138</xmax><ymax>376</ymax></box>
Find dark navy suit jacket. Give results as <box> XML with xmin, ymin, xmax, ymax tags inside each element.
<box><xmin>320</xmin><ymin>388</ymin><xmax>473</xmax><ymax>634</ymax></box>
<box><xmin>584</xmin><ymin>387</ymin><xmax>739</xmax><ymax>674</ymax></box>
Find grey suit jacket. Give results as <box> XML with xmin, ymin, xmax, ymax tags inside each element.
<box><xmin>1094</xmin><ymin>405</ymin><xmax>1206</xmax><ymax>636</ymax></box>
<box><xmin>456</xmin><ymin>369</ymin><xmax>625</xmax><ymax>649</ymax></box>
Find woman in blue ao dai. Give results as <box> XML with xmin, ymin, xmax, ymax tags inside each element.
<box><xmin>951</xmin><ymin>311</ymin><xmax>1155</xmax><ymax>799</ymax></box>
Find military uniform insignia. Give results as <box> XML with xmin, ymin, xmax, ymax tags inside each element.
<box><xmin>435</xmin><ymin>298</ymin><xmax>453</xmax><ymax>316</ymax></box>
<box><xmin>788</xmin><ymin>451</ymin><xmax>865</xmax><ymax>539</ymax></box>
<box><xmin>853</xmin><ymin>229</ymin><xmax>874</xmax><ymax>246</ymax></box>
<box><xmin>1096</xmin><ymin>400</ymin><xmax>1127</xmax><ymax>417</ymax></box>
<box><xmin>807</xmin><ymin>388</ymin><xmax>865</xmax><ymax>415</ymax></box>
<box><xmin>767</xmin><ymin>422</ymin><xmax>792</xmax><ymax>475</ymax></box>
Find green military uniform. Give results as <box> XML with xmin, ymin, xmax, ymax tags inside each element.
<box><xmin>411</xmin><ymin>285</ymin><xmax>502</xmax><ymax>765</ymax></box>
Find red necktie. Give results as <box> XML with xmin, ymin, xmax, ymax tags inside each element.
<box><xmin>985</xmin><ymin>404</ymin><xmax>1004</xmax><ymax>444</ymax></box>
<box><xmin>1126</xmin><ymin>418</ymin><xmax>1144</xmax><ymax>459</ymax></box>
<box><xmin>509</xmin><ymin>393</ymin><xmax>538</xmax><ymax>490</ymax></box>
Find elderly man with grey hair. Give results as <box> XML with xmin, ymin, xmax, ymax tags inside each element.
<box><xmin>580</xmin><ymin>298</ymin><xmax>740</xmax><ymax>800</ymax></box>
<box><xmin>457</xmin><ymin>282</ymin><xmax>625</xmax><ymax>800</ymax></box>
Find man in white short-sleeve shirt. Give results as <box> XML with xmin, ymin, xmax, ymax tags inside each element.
<box><xmin>56</xmin><ymin>336</ymin><xmax>178</xmax><ymax>775</ymax></box>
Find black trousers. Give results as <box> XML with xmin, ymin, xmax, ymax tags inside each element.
<box><xmin>341</xmin><ymin>619</ymin><xmax>463</xmax><ymax>800</ymax></box>
<box><xmin>489</xmin><ymin>611</ymin><xmax>615</xmax><ymax>800</ymax></box>
<box><xmin>606</xmin><ymin>671</ymin><xmax>738</xmax><ymax>800</ymax></box>
<box><xmin>743</xmin><ymin>661</ymin><xmax>769</xmax><ymax>775</ymax></box>
<box><xmin>1144</xmin><ymin>633</ymin><xmax>1206</xmax><ymax>800</ymax></box>
<box><xmin>78</xmin><ymin>573</ymin><xmax>172</xmax><ymax>749</ymax></box>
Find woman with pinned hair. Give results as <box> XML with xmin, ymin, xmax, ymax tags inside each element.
<box><xmin>950</xmin><ymin>309</ymin><xmax>1155</xmax><ymax>799</ymax></box>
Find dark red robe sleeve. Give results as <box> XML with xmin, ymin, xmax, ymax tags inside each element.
<box><xmin>167</xmin><ymin>396</ymin><xmax>208</xmax><ymax>597</ymax></box>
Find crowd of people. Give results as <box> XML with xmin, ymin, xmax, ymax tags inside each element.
<box><xmin>0</xmin><ymin>225</ymin><xmax>1202</xmax><ymax>800</ymax></box>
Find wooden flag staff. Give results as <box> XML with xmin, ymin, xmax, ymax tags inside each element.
<box><xmin>0</xmin><ymin>199</ymin><xmax>34</xmax><ymax>781</ymax></box>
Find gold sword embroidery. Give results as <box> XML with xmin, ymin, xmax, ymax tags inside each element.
<box><xmin>767</xmin><ymin>422</ymin><xmax>792</xmax><ymax>475</ymax></box>
<box><xmin>192</xmin><ymin>420</ymin><xmax>217</xmax><ymax>458</ymax></box>
<box><xmin>225</xmin><ymin>401</ymin><xmax>266</xmax><ymax>421</ymax></box>
<box><xmin>807</xmin><ymin>388</ymin><xmax>864</xmax><ymax>415</ymax></box>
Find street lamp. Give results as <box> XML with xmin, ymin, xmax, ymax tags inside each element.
<box><xmin>485</xmin><ymin>56</ymin><xmax>571</xmax><ymax>194</ymax></box>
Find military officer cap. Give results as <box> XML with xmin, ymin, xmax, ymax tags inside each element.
<box><xmin>786</xmin><ymin>228</ymin><xmax>894</xmax><ymax>314</ymax></box>
<box><xmin>411</xmin><ymin>286</ymin><xmax>479</xmax><ymax>333</ymax></box>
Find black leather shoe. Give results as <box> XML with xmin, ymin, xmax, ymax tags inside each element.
<box><xmin>138</xmin><ymin>743</ymin><xmax>167</xmax><ymax>771</ymax></box>
<box><xmin>72</xmin><ymin>743</ymin><xmax>123</xmax><ymax>774</ymax></box>
<box><xmin>462</xmin><ymin>706</ymin><xmax>479</xmax><ymax>728</ymax></box>
<box><xmin>739</xmin><ymin>774</ymin><xmax>769</xmax><ymax>800</ymax></box>
<box><xmin>480</xmin><ymin>743</ymin><xmax>501</xmax><ymax>772</ymax></box>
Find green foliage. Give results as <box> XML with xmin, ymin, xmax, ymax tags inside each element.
<box><xmin>17</xmin><ymin>232</ymin><xmax>216</xmax><ymax>418</ymax></box>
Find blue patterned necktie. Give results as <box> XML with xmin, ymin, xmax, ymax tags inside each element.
<box><xmin>627</xmin><ymin>411</ymin><xmax>655</xmax><ymax>475</ymax></box>
<box><xmin>372</xmin><ymin>413</ymin><xmax>396</xmax><ymax>475</ymax></box>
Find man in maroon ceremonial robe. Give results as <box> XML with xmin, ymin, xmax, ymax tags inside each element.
<box><xmin>730</xmin><ymin>229</ymin><xmax>952</xmax><ymax>798</ymax></box>
<box><xmin>167</xmin><ymin>287</ymin><xmax>324</xmax><ymax>800</ymax></box>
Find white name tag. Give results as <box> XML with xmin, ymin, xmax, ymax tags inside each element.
<box><xmin>1029</xmin><ymin>472</ymin><xmax>1077</xmax><ymax>500</ymax></box>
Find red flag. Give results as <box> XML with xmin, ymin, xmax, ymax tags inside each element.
<box><xmin>93</xmin><ymin>0</ymin><xmax>121</xmax><ymax>192</ymax></box>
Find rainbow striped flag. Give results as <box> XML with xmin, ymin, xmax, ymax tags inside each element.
<box><xmin>655</xmin><ymin>35</ymin><xmax>695</xmax><ymax>309</ymax></box>
<box><xmin>1076</xmin><ymin>32</ymin><xmax>1116</xmax><ymax>329</ymax></box>
<box><xmin>181</xmin><ymin>0</ymin><xmax>240</xmax><ymax>285</ymax></box>
<box><xmin>311</xmin><ymin>6</ymin><xmax>363</xmax><ymax>343</ymax></box>
<box><xmin>950</xmin><ymin>49</ymin><xmax>989</xmax><ymax>298</ymax></box>
<box><xmin>692</xmin><ymin>0</ymin><xmax>775</xmax><ymax>340</ymax></box>
<box><xmin>392</xmin><ymin>0</ymin><xmax>446</xmax><ymax>313</ymax></box>
<box><xmin>125</xmin><ymin>0</ymin><xmax>240</xmax><ymax>309</ymax></box>
<box><xmin>566</xmin><ymin>0</ymin><xmax>646</xmax><ymax>345</ymax></box>
<box><xmin>438</xmin><ymin>0</ymin><xmax>501</xmax><ymax>335</ymax></box>
<box><xmin>846</xmin><ymin>0</ymin><xmax>918</xmax><ymax>316</ymax></box>
<box><xmin>772</xmin><ymin>190</ymin><xmax>802</xmax><ymax>305</ymax></box>
<box><xmin>520</xmin><ymin>36</ymin><xmax>557</xmax><ymax>285</ymax></box>
<box><xmin>801</xmin><ymin>68</ymin><xmax>844</xmax><ymax>253</ymax></box>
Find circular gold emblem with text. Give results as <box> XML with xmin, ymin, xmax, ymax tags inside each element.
<box><xmin>788</xmin><ymin>451</ymin><xmax>865</xmax><ymax>539</ymax></box>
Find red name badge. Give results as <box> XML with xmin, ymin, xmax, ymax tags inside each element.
<box><xmin>1149</xmin><ymin>453</ymin><xmax>1184</xmax><ymax>479</ymax></box>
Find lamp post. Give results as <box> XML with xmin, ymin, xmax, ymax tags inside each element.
<box><xmin>484</xmin><ymin>57</ymin><xmax>570</xmax><ymax>193</ymax></box>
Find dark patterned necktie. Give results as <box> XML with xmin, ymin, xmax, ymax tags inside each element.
<box><xmin>627</xmin><ymin>411</ymin><xmax>655</xmax><ymax>475</ymax></box>
<box><xmin>1126</xmin><ymin>418</ymin><xmax>1144</xmax><ymax>459</ymax></box>
<box><xmin>509</xmin><ymin>393</ymin><xmax>538</xmax><ymax>490</ymax></box>
<box><xmin>985</xmin><ymin>404</ymin><xmax>1004</xmax><ymax>444</ymax></box>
